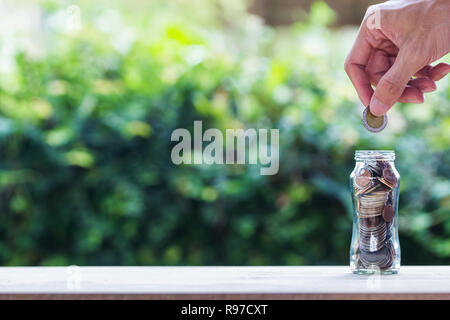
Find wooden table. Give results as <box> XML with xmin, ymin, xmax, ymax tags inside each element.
<box><xmin>0</xmin><ymin>266</ymin><xmax>449</xmax><ymax>299</ymax></box>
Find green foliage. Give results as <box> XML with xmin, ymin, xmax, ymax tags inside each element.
<box><xmin>0</xmin><ymin>0</ymin><xmax>448</xmax><ymax>266</ymax></box>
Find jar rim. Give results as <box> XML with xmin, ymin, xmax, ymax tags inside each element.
<box><xmin>354</xmin><ymin>150</ymin><xmax>395</xmax><ymax>161</ymax></box>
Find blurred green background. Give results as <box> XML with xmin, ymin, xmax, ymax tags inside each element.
<box><xmin>0</xmin><ymin>0</ymin><xmax>448</xmax><ymax>266</ymax></box>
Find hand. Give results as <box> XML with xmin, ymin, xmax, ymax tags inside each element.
<box><xmin>345</xmin><ymin>0</ymin><xmax>450</xmax><ymax>116</ymax></box>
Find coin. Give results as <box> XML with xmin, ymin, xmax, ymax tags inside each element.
<box><xmin>355</xmin><ymin>182</ymin><xmax>374</xmax><ymax>196</ymax></box>
<box><xmin>382</xmin><ymin>167</ymin><xmax>398</xmax><ymax>187</ymax></box>
<box><xmin>362</xmin><ymin>106</ymin><xmax>387</xmax><ymax>133</ymax></box>
<box><xmin>385</xmin><ymin>226</ymin><xmax>392</xmax><ymax>241</ymax></box>
<box><xmin>380</xmin><ymin>240</ymin><xmax>395</xmax><ymax>269</ymax></box>
<box><xmin>377</xmin><ymin>177</ymin><xmax>394</xmax><ymax>189</ymax></box>
<box><xmin>382</xmin><ymin>205</ymin><xmax>395</xmax><ymax>222</ymax></box>
<box><xmin>360</xmin><ymin>238</ymin><xmax>387</xmax><ymax>252</ymax></box>
<box><xmin>360</xmin><ymin>216</ymin><xmax>383</xmax><ymax>229</ymax></box>
<box><xmin>356</xmin><ymin>180</ymin><xmax>383</xmax><ymax>196</ymax></box>
<box><xmin>355</xmin><ymin>168</ymin><xmax>372</xmax><ymax>188</ymax></box>
<box><xmin>360</xmin><ymin>245</ymin><xmax>390</xmax><ymax>266</ymax></box>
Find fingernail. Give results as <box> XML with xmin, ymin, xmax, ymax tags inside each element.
<box><xmin>370</xmin><ymin>97</ymin><xmax>389</xmax><ymax>116</ymax></box>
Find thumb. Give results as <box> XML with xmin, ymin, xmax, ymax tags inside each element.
<box><xmin>370</xmin><ymin>50</ymin><xmax>422</xmax><ymax>116</ymax></box>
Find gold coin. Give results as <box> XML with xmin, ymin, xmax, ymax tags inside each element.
<box><xmin>362</xmin><ymin>106</ymin><xmax>387</xmax><ymax>132</ymax></box>
<box><xmin>366</xmin><ymin>111</ymin><xmax>384</xmax><ymax>128</ymax></box>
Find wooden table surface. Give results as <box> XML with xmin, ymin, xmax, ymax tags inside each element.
<box><xmin>0</xmin><ymin>266</ymin><xmax>449</xmax><ymax>299</ymax></box>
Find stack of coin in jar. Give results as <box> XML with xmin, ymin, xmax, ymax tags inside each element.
<box><xmin>353</xmin><ymin>159</ymin><xmax>398</xmax><ymax>270</ymax></box>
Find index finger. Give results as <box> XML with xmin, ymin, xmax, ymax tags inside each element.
<box><xmin>344</xmin><ymin>27</ymin><xmax>374</xmax><ymax>107</ymax></box>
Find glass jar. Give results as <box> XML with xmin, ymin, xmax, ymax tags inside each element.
<box><xmin>349</xmin><ymin>150</ymin><xmax>400</xmax><ymax>274</ymax></box>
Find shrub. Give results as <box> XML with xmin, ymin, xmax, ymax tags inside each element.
<box><xmin>0</xmin><ymin>1</ymin><xmax>448</xmax><ymax>266</ymax></box>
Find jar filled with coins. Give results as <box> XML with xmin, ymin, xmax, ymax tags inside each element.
<box><xmin>350</xmin><ymin>150</ymin><xmax>400</xmax><ymax>274</ymax></box>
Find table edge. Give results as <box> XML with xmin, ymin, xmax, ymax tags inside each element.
<box><xmin>1</xmin><ymin>293</ymin><xmax>449</xmax><ymax>300</ymax></box>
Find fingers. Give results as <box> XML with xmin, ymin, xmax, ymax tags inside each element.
<box><xmin>366</xmin><ymin>49</ymin><xmax>391</xmax><ymax>82</ymax></box>
<box><xmin>397</xmin><ymin>85</ymin><xmax>424</xmax><ymax>104</ymax></box>
<box><xmin>369</xmin><ymin>50</ymin><xmax>423</xmax><ymax>116</ymax></box>
<box><xmin>428</xmin><ymin>63</ymin><xmax>450</xmax><ymax>81</ymax></box>
<box><xmin>408</xmin><ymin>77</ymin><xmax>436</xmax><ymax>93</ymax></box>
<box><xmin>345</xmin><ymin>63</ymin><xmax>374</xmax><ymax>107</ymax></box>
<box><xmin>366</xmin><ymin>51</ymin><xmax>439</xmax><ymax>105</ymax></box>
<box><xmin>414</xmin><ymin>63</ymin><xmax>450</xmax><ymax>81</ymax></box>
<box><xmin>344</xmin><ymin>29</ymin><xmax>374</xmax><ymax>107</ymax></box>
<box><xmin>369</xmin><ymin>76</ymin><xmax>426</xmax><ymax>104</ymax></box>
<box><xmin>415</xmin><ymin>65</ymin><xmax>433</xmax><ymax>77</ymax></box>
<box><xmin>369</xmin><ymin>68</ymin><xmax>434</xmax><ymax>102</ymax></box>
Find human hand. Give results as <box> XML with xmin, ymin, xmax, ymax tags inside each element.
<box><xmin>345</xmin><ymin>0</ymin><xmax>450</xmax><ymax>116</ymax></box>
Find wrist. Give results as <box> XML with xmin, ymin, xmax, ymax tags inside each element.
<box><xmin>427</xmin><ymin>0</ymin><xmax>450</xmax><ymax>53</ymax></box>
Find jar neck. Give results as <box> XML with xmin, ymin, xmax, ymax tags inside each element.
<box><xmin>354</xmin><ymin>150</ymin><xmax>395</xmax><ymax>162</ymax></box>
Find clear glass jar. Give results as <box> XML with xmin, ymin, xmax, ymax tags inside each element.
<box><xmin>350</xmin><ymin>150</ymin><xmax>400</xmax><ymax>274</ymax></box>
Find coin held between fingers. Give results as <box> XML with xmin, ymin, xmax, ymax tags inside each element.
<box><xmin>362</xmin><ymin>106</ymin><xmax>387</xmax><ymax>132</ymax></box>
